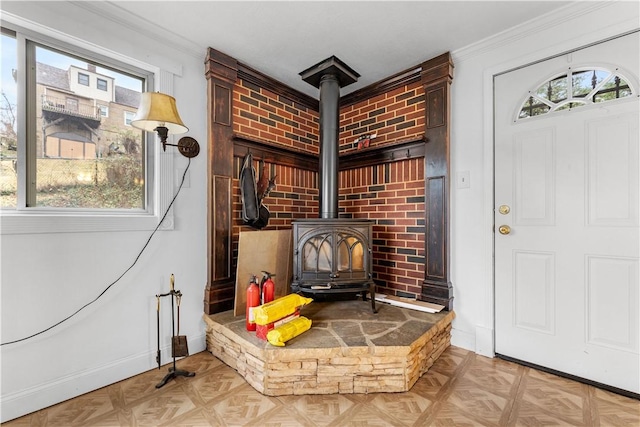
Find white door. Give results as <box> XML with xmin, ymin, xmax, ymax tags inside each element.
<box><xmin>494</xmin><ymin>32</ymin><xmax>640</xmax><ymax>394</ymax></box>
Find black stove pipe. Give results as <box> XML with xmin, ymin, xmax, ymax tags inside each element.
<box><xmin>318</xmin><ymin>73</ymin><xmax>340</xmax><ymax>219</ymax></box>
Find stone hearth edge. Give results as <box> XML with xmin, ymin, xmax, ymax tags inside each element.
<box><xmin>203</xmin><ymin>301</ymin><xmax>455</xmax><ymax>395</ymax></box>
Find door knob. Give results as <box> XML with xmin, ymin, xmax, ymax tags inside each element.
<box><xmin>498</xmin><ymin>225</ymin><xmax>511</xmax><ymax>235</ymax></box>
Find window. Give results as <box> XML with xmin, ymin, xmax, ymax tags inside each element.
<box><xmin>518</xmin><ymin>67</ymin><xmax>634</xmax><ymax>119</ymax></box>
<box><xmin>0</xmin><ymin>29</ymin><xmax>17</xmax><ymax>206</ymax></box>
<box><xmin>66</xmin><ymin>97</ymin><xmax>78</xmax><ymax>112</ymax></box>
<box><xmin>78</xmin><ymin>72</ymin><xmax>89</xmax><ymax>86</ymax></box>
<box><xmin>124</xmin><ymin>111</ymin><xmax>135</xmax><ymax>126</ymax></box>
<box><xmin>97</xmin><ymin>78</ymin><xmax>107</xmax><ymax>91</ymax></box>
<box><xmin>0</xmin><ymin>24</ymin><xmax>154</xmax><ymax>215</ymax></box>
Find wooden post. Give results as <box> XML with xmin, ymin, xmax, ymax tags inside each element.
<box><xmin>204</xmin><ymin>48</ymin><xmax>238</xmax><ymax>314</ymax></box>
<box><xmin>421</xmin><ymin>52</ymin><xmax>454</xmax><ymax>311</ymax></box>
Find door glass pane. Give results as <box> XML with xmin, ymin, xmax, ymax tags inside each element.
<box><xmin>336</xmin><ymin>236</ymin><xmax>364</xmax><ymax>272</ymax></box>
<box><xmin>535</xmin><ymin>75</ymin><xmax>567</xmax><ymax>103</ymax></box>
<box><xmin>35</xmin><ymin>45</ymin><xmax>145</xmax><ymax>209</ymax></box>
<box><xmin>303</xmin><ymin>234</ymin><xmax>332</xmax><ymax>273</ymax></box>
<box><xmin>1</xmin><ymin>32</ymin><xmax>17</xmax><ymax>208</ymax></box>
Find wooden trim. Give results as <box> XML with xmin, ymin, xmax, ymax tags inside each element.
<box><xmin>205</xmin><ymin>48</ymin><xmax>238</xmax><ymax>85</ymax></box>
<box><xmin>234</xmin><ymin>133</ymin><xmax>427</xmax><ymax>172</ymax></box>
<box><xmin>233</xmin><ymin>134</ymin><xmax>318</xmax><ymax>171</ymax></box>
<box><xmin>339</xmin><ymin>136</ymin><xmax>426</xmax><ymax>170</ymax></box>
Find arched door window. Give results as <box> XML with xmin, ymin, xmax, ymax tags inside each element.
<box><xmin>517</xmin><ymin>67</ymin><xmax>634</xmax><ymax>120</ymax></box>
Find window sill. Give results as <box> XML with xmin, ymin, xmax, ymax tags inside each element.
<box><xmin>0</xmin><ymin>210</ymin><xmax>171</xmax><ymax>235</ymax></box>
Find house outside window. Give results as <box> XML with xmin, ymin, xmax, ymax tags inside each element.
<box><xmin>99</xmin><ymin>105</ymin><xmax>108</xmax><ymax>117</ymax></box>
<box><xmin>97</xmin><ymin>78</ymin><xmax>107</xmax><ymax>91</ymax></box>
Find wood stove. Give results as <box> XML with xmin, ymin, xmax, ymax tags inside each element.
<box><xmin>291</xmin><ymin>219</ymin><xmax>376</xmax><ymax>312</ymax></box>
<box><xmin>291</xmin><ymin>57</ymin><xmax>376</xmax><ymax>312</ymax></box>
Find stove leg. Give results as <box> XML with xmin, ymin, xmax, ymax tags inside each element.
<box><xmin>370</xmin><ymin>288</ymin><xmax>377</xmax><ymax>313</ymax></box>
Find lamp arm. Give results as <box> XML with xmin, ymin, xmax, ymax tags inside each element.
<box><xmin>152</xmin><ymin>127</ymin><xmax>199</xmax><ymax>158</ymax></box>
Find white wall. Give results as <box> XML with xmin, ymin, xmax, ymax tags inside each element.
<box><xmin>449</xmin><ymin>1</ymin><xmax>639</xmax><ymax>355</ymax></box>
<box><xmin>0</xmin><ymin>2</ymin><xmax>208</xmax><ymax>423</ymax></box>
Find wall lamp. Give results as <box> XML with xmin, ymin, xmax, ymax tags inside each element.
<box><xmin>131</xmin><ymin>92</ymin><xmax>200</xmax><ymax>158</ymax></box>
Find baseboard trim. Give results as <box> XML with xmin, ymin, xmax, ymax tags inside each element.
<box><xmin>474</xmin><ymin>325</ymin><xmax>494</xmax><ymax>358</ymax></box>
<box><xmin>450</xmin><ymin>327</ymin><xmax>475</xmax><ymax>352</ymax></box>
<box><xmin>1</xmin><ymin>334</ymin><xmax>206</xmax><ymax>423</ymax></box>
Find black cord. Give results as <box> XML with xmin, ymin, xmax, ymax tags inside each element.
<box><xmin>1</xmin><ymin>158</ymin><xmax>192</xmax><ymax>346</ymax></box>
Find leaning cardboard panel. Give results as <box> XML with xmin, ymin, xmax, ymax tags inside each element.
<box><xmin>233</xmin><ymin>229</ymin><xmax>293</xmax><ymax>316</ymax></box>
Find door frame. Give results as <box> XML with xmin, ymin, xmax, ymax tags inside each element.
<box><xmin>480</xmin><ymin>26</ymin><xmax>640</xmax><ymax>357</ymax></box>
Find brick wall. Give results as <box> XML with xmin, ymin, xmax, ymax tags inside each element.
<box><xmin>233</xmin><ymin>79</ymin><xmax>319</xmax><ymax>154</ymax></box>
<box><xmin>339</xmin><ymin>81</ymin><xmax>425</xmax><ymax>153</ymax></box>
<box><xmin>230</xmin><ymin>75</ymin><xmax>427</xmax><ymax>300</ymax></box>
<box><xmin>338</xmin><ymin>80</ymin><xmax>426</xmax><ymax>299</ymax></box>
<box><xmin>339</xmin><ymin>158</ymin><xmax>425</xmax><ymax>298</ymax></box>
<box><xmin>231</xmin><ymin>77</ymin><xmax>320</xmax><ymax>275</ymax></box>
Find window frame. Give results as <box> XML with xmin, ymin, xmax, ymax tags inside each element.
<box><xmin>515</xmin><ymin>65</ymin><xmax>636</xmax><ymax>121</ymax></box>
<box><xmin>96</xmin><ymin>77</ymin><xmax>108</xmax><ymax>91</ymax></box>
<box><xmin>0</xmin><ymin>19</ymin><xmax>178</xmax><ymax>235</ymax></box>
<box><xmin>124</xmin><ymin>110</ymin><xmax>135</xmax><ymax>126</ymax></box>
<box><xmin>78</xmin><ymin>72</ymin><xmax>89</xmax><ymax>86</ymax></box>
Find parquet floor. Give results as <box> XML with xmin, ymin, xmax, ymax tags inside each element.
<box><xmin>3</xmin><ymin>346</ymin><xmax>639</xmax><ymax>426</ymax></box>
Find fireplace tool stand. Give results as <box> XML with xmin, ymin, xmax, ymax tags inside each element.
<box><xmin>155</xmin><ymin>275</ymin><xmax>195</xmax><ymax>388</ymax></box>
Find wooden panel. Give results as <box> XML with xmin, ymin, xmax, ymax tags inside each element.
<box><xmin>233</xmin><ymin>229</ymin><xmax>293</xmax><ymax>316</ymax></box>
<box><xmin>203</xmin><ymin>279</ymin><xmax>236</xmax><ymax>314</ymax></box>
<box><xmin>426</xmin><ymin>87</ymin><xmax>445</xmax><ymax>128</ymax></box>
<box><xmin>213</xmin><ymin>175</ymin><xmax>232</xmax><ymax>280</ymax></box>
<box><xmin>214</xmin><ymin>84</ymin><xmax>231</xmax><ymax>126</ymax></box>
<box><xmin>426</xmin><ymin>176</ymin><xmax>446</xmax><ymax>279</ymax></box>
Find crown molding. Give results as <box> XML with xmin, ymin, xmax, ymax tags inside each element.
<box><xmin>71</xmin><ymin>1</ymin><xmax>203</xmax><ymax>61</ymax></box>
<box><xmin>452</xmin><ymin>1</ymin><xmax>623</xmax><ymax>64</ymax></box>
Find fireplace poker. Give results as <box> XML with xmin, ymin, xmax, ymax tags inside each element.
<box><xmin>155</xmin><ymin>295</ymin><xmax>161</xmax><ymax>369</ymax></box>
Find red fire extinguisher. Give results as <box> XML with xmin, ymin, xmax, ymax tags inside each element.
<box><xmin>261</xmin><ymin>271</ymin><xmax>275</xmax><ymax>305</ymax></box>
<box><xmin>246</xmin><ymin>275</ymin><xmax>260</xmax><ymax>331</ymax></box>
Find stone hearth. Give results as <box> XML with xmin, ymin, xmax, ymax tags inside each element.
<box><xmin>203</xmin><ymin>300</ymin><xmax>455</xmax><ymax>395</ymax></box>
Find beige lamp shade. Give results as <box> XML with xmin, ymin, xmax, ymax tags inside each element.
<box><xmin>130</xmin><ymin>92</ymin><xmax>188</xmax><ymax>134</ymax></box>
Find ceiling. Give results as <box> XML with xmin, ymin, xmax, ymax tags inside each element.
<box><xmin>95</xmin><ymin>1</ymin><xmax>573</xmax><ymax>99</ymax></box>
